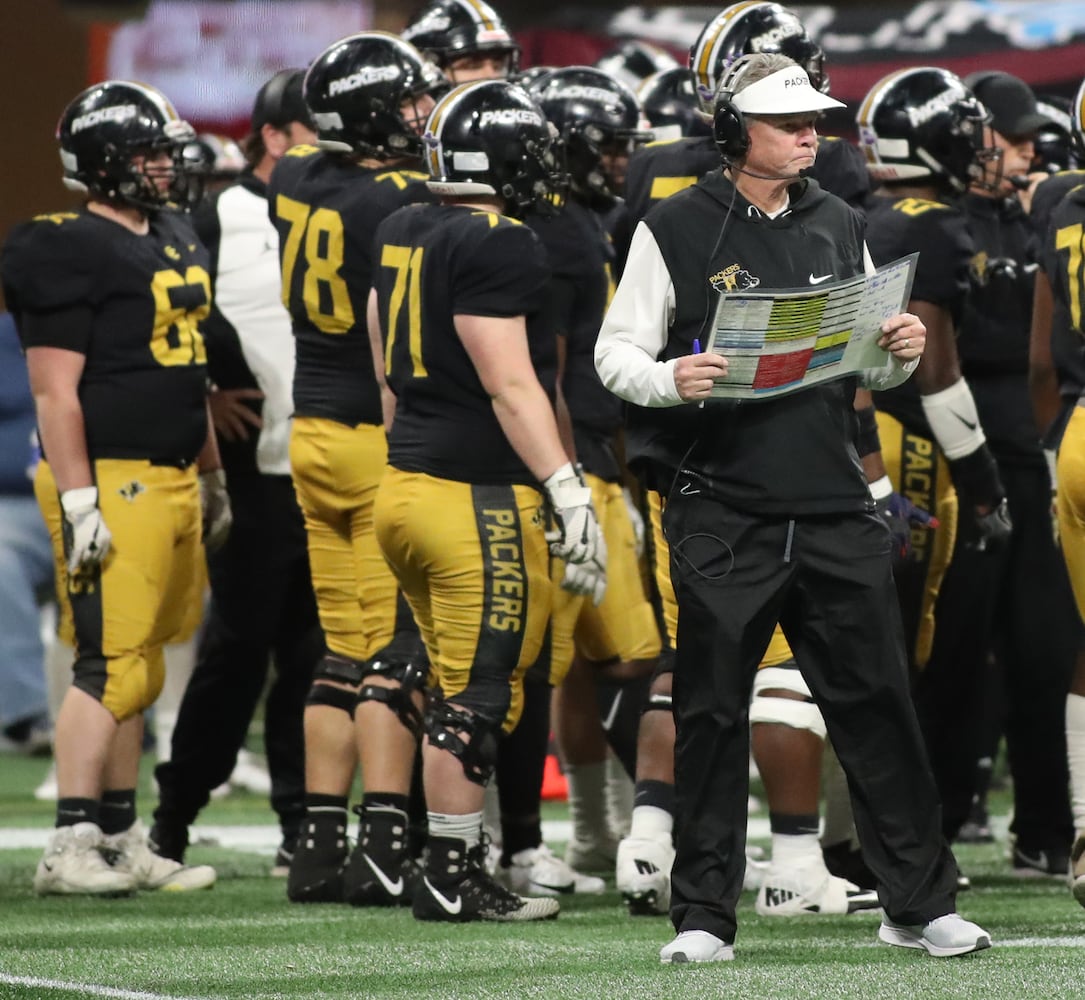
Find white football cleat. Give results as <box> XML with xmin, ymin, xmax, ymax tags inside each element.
<box><xmin>616</xmin><ymin>834</ymin><xmax>674</xmax><ymax>915</ymax></box>
<box><xmin>564</xmin><ymin>833</ymin><xmax>618</xmax><ymax>873</ymax></box>
<box><xmin>755</xmin><ymin>859</ymin><xmax>880</xmax><ymax>916</ymax></box>
<box><xmin>1070</xmin><ymin>834</ymin><xmax>1085</xmax><ymax>908</ymax></box>
<box><xmin>34</xmin><ymin>823</ymin><xmax>136</xmax><ymax>896</ymax></box>
<box><xmin>103</xmin><ymin>820</ymin><xmax>216</xmax><ymax>891</ymax></box>
<box><xmin>878</xmin><ymin>913</ymin><xmax>992</xmax><ymax>957</ymax></box>
<box><xmin>497</xmin><ymin>844</ymin><xmax>605</xmax><ymax>896</ymax></box>
<box><xmin>228</xmin><ymin>749</ymin><xmax>272</xmax><ymax>795</ymax></box>
<box><xmin>660</xmin><ymin>930</ymin><xmax>733</xmax><ymax>964</ymax></box>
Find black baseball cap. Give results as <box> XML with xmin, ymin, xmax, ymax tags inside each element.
<box><xmin>251</xmin><ymin>68</ymin><xmax>314</xmax><ymax>131</ymax></box>
<box><xmin>964</xmin><ymin>71</ymin><xmax>1054</xmax><ymax>137</ymax></box>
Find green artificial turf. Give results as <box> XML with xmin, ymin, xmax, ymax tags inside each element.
<box><xmin>1</xmin><ymin>753</ymin><xmax>1082</xmax><ymax>1000</ymax></box>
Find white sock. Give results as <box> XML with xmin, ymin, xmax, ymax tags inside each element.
<box><xmin>1067</xmin><ymin>693</ymin><xmax>1085</xmax><ymax>833</ymax></box>
<box><xmin>428</xmin><ymin>811</ymin><xmax>483</xmax><ymax>849</ymax></box>
<box><xmin>564</xmin><ymin>761</ymin><xmax>609</xmax><ymax>845</ymax></box>
<box><xmin>771</xmin><ymin>832</ymin><xmax>822</xmax><ymax>867</ymax></box>
<box><xmin>605</xmin><ymin>753</ymin><xmax>634</xmax><ymax>839</ymax></box>
<box><xmin>628</xmin><ymin>804</ymin><xmax>674</xmax><ymax>842</ymax></box>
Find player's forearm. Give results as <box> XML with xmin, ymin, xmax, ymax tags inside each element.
<box><xmin>34</xmin><ymin>393</ymin><xmax>93</xmax><ymax>493</ymax></box>
<box><xmin>491</xmin><ymin>379</ymin><xmax>571</xmax><ymax>484</ymax></box>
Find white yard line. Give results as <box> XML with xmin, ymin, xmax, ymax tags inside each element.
<box><xmin>0</xmin><ymin>973</ymin><xmax>210</xmax><ymax>1000</ymax></box>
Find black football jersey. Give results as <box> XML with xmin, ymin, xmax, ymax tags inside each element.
<box><xmin>269</xmin><ymin>146</ymin><xmax>431</xmax><ymax>427</ymax></box>
<box><xmin>865</xmin><ymin>194</ymin><xmax>973</xmax><ymax>437</ymax></box>
<box><xmin>1</xmin><ymin>208</ymin><xmax>209</xmax><ymax>463</ymax></box>
<box><xmin>1031</xmin><ymin>170</ymin><xmax>1085</xmax><ymax>243</ymax></box>
<box><xmin>1042</xmin><ymin>182</ymin><xmax>1085</xmax><ymax>398</ymax></box>
<box><xmin>624</xmin><ymin>132</ymin><xmax>870</xmax><ymax>229</ymax></box>
<box><xmin>373</xmin><ymin>204</ymin><xmax>554</xmax><ymax>485</ymax></box>
<box><xmin>529</xmin><ymin>199</ymin><xmax>621</xmax><ymax>480</ymax></box>
<box><xmin>958</xmin><ymin>192</ymin><xmax>1042</xmax><ymax>462</ymax></box>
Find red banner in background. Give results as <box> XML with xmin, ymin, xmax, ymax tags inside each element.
<box><xmin>88</xmin><ymin>0</ymin><xmax>372</xmax><ymax>137</ymax></box>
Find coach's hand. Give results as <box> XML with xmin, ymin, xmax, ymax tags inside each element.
<box><xmin>673</xmin><ymin>351</ymin><xmax>728</xmax><ymax>402</ymax></box>
<box><xmin>61</xmin><ymin>486</ymin><xmax>112</xmax><ymax>576</ymax></box>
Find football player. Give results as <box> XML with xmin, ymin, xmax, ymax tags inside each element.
<box><xmin>2</xmin><ymin>81</ymin><xmax>221</xmax><ymax>895</ymax></box>
<box><xmin>401</xmin><ymin>0</ymin><xmax>519</xmax><ymax>84</ymax></box>
<box><xmin>1030</xmin><ymin>76</ymin><xmax>1085</xmax><ymax>905</ymax></box>
<box><xmin>950</xmin><ymin>69</ymin><xmax>1078</xmax><ymax>875</ymax></box>
<box><xmin>858</xmin><ymin>67</ymin><xmax>1015</xmax><ymax>848</ymax></box>
<box><xmin>369</xmin><ymin>78</ymin><xmax>603</xmax><ymax>922</ymax></box>
<box><xmin>483</xmin><ymin>67</ymin><xmax>659</xmax><ymax>898</ymax></box>
<box><xmin>269</xmin><ymin>32</ymin><xmax>442</xmax><ymax>905</ymax></box>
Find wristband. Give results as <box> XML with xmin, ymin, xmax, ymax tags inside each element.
<box><xmin>868</xmin><ymin>475</ymin><xmax>893</xmax><ymax>501</ymax></box>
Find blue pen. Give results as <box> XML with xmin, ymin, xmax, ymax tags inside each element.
<box><xmin>693</xmin><ymin>338</ymin><xmax>702</xmax><ymax>353</ymax></box>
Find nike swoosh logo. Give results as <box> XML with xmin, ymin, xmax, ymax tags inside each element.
<box><xmin>948</xmin><ymin>408</ymin><xmax>978</xmax><ymax>431</ymax></box>
<box><xmin>364</xmin><ymin>854</ymin><xmax>404</xmax><ymax>897</ymax></box>
<box><xmin>808</xmin><ymin>273</ymin><xmax>833</xmax><ymax>284</ymax></box>
<box><xmin>423</xmin><ymin>877</ymin><xmax>462</xmax><ymax>914</ymax></box>
<box><xmin>601</xmin><ymin>691</ymin><xmax>622</xmax><ymax>732</ymax></box>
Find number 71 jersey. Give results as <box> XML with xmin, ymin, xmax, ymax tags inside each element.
<box><xmin>268</xmin><ymin>145</ymin><xmax>432</xmax><ymax>428</ymax></box>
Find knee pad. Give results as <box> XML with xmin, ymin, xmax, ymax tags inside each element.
<box><xmin>749</xmin><ymin>665</ymin><xmax>826</xmax><ymax>739</ymax></box>
<box><xmin>358</xmin><ymin>658</ymin><xmax>428</xmax><ymax>739</ymax></box>
<box><xmin>313</xmin><ymin>652</ymin><xmax>367</xmax><ymax>687</ymax></box>
<box><xmin>424</xmin><ymin>701</ymin><xmax>500</xmax><ymax>786</ymax></box>
<box><xmin>306</xmin><ymin>681</ymin><xmax>357</xmax><ymax>717</ymax></box>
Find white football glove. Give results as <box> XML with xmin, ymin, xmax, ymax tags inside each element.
<box><xmin>621</xmin><ymin>486</ymin><xmax>645</xmax><ymax>558</ymax></box>
<box><xmin>199</xmin><ymin>469</ymin><xmax>232</xmax><ymax>553</ymax></box>
<box><xmin>543</xmin><ymin>463</ymin><xmax>607</xmax><ymax>603</ymax></box>
<box><xmin>60</xmin><ymin>486</ymin><xmax>112</xmax><ymax>576</ymax></box>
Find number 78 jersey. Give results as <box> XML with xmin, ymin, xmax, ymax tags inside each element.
<box><xmin>268</xmin><ymin>145</ymin><xmax>432</xmax><ymax>428</ymax></box>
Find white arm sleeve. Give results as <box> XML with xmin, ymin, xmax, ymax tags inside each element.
<box><xmin>594</xmin><ymin>222</ymin><xmax>683</xmax><ymax>408</ymax></box>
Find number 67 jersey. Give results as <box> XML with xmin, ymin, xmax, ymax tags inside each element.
<box><xmin>1</xmin><ymin>208</ymin><xmax>210</xmax><ymax>464</ymax></box>
<box><xmin>268</xmin><ymin>144</ymin><xmax>432</xmax><ymax>428</ymax></box>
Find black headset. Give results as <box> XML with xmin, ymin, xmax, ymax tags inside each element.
<box><xmin>712</xmin><ymin>54</ymin><xmax>759</xmax><ymax>163</ymax></box>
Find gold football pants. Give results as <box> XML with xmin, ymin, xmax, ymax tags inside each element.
<box><xmin>290</xmin><ymin>417</ymin><xmax>398</xmax><ymax>663</ymax></box>
<box><xmin>374</xmin><ymin>468</ymin><xmax>551</xmax><ymax>731</ymax></box>
<box><xmin>35</xmin><ymin>459</ymin><xmax>202</xmax><ymax>721</ymax></box>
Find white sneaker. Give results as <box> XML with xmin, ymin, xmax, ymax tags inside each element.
<box><xmin>756</xmin><ymin>858</ymin><xmax>880</xmax><ymax>916</ymax></box>
<box><xmin>497</xmin><ymin>844</ymin><xmax>605</xmax><ymax>896</ymax></box>
<box><xmin>660</xmin><ymin>930</ymin><xmax>733</xmax><ymax>964</ymax></box>
<box><xmin>33</xmin><ymin>762</ymin><xmax>58</xmax><ymax>802</ymax></box>
<box><xmin>34</xmin><ymin>823</ymin><xmax>136</xmax><ymax>896</ymax></box>
<box><xmin>616</xmin><ymin>834</ymin><xmax>674</xmax><ymax>915</ymax></box>
<box><xmin>564</xmin><ymin>833</ymin><xmax>618</xmax><ymax>873</ymax></box>
<box><xmin>743</xmin><ymin>851</ymin><xmax>771</xmax><ymax>892</ymax></box>
<box><xmin>1070</xmin><ymin>834</ymin><xmax>1085</xmax><ymax>908</ymax></box>
<box><xmin>103</xmin><ymin>821</ymin><xmax>216</xmax><ymax>891</ymax></box>
<box><xmin>878</xmin><ymin>913</ymin><xmax>992</xmax><ymax>957</ymax></box>
<box><xmin>228</xmin><ymin>749</ymin><xmax>272</xmax><ymax>795</ymax></box>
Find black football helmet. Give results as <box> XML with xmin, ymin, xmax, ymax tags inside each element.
<box><xmin>402</xmin><ymin>0</ymin><xmax>520</xmax><ymax>77</ymax></box>
<box><xmin>179</xmin><ymin>134</ymin><xmax>246</xmax><ymax>209</ymax></box>
<box><xmin>689</xmin><ymin>2</ymin><xmax>827</xmax><ymax>113</ymax></box>
<box><xmin>423</xmin><ymin>79</ymin><xmax>564</xmax><ymax>217</ymax></box>
<box><xmin>303</xmin><ymin>31</ymin><xmax>445</xmax><ymax>159</ymax></box>
<box><xmin>528</xmin><ymin>67</ymin><xmax>651</xmax><ymax>209</ymax></box>
<box><xmin>1033</xmin><ymin>95</ymin><xmax>1081</xmax><ymax>174</ymax></box>
<box><xmin>594</xmin><ymin>40</ymin><xmax>680</xmax><ymax>93</ymax></box>
<box><xmin>56</xmin><ymin>81</ymin><xmax>194</xmax><ymax>209</ymax></box>
<box><xmin>637</xmin><ymin>67</ymin><xmax>711</xmax><ymax>141</ymax></box>
<box><xmin>856</xmin><ymin>67</ymin><xmax>998</xmax><ymax>193</ymax></box>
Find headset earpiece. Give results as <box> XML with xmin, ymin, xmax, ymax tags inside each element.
<box><xmin>712</xmin><ymin>55</ymin><xmax>756</xmax><ymax>164</ymax></box>
<box><xmin>713</xmin><ymin>97</ymin><xmax>749</xmax><ymax>163</ymax></box>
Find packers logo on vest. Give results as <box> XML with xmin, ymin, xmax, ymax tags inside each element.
<box><xmin>710</xmin><ymin>263</ymin><xmax>761</xmax><ymax>292</ymax></box>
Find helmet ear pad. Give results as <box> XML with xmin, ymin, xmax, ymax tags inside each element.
<box><xmin>713</xmin><ymin>95</ymin><xmax>749</xmax><ymax>163</ymax></box>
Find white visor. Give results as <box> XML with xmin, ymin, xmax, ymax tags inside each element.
<box><xmin>730</xmin><ymin>68</ymin><xmax>845</xmax><ymax>116</ymax></box>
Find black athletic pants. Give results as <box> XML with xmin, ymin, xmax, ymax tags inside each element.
<box><xmin>664</xmin><ymin>490</ymin><xmax>958</xmax><ymax>944</ymax></box>
<box><xmin>918</xmin><ymin>461</ymin><xmax>1078</xmax><ymax>848</ymax></box>
<box><xmin>154</xmin><ymin>472</ymin><xmax>322</xmax><ymax>841</ymax></box>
